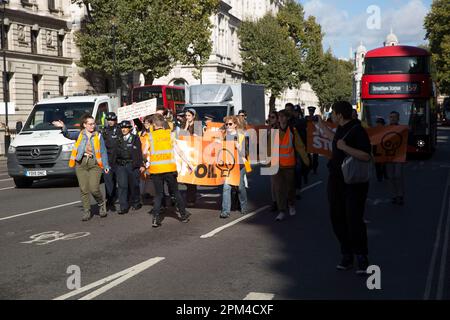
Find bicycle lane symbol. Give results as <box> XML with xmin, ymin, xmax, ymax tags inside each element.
<box><xmin>21</xmin><ymin>231</ymin><xmax>91</xmax><ymax>246</ymax></box>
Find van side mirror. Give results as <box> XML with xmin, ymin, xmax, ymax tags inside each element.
<box><xmin>16</xmin><ymin>121</ymin><xmax>23</xmax><ymax>133</ymax></box>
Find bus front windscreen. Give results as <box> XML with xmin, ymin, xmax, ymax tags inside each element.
<box><xmin>23</xmin><ymin>102</ymin><xmax>95</xmax><ymax>131</ymax></box>
<box><xmin>364</xmin><ymin>56</ymin><xmax>429</xmax><ymax>75</ymax></box>
<box><xmin>363</xmin><ymin>99</ymin><xmax>428</xmax><ymax>134</ymax></box>
<box><xmin>132</xmin><ymin>86</ymin><xmax>163</xmax><ymax>105</ymax></box>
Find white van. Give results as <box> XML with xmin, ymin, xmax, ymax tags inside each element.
<box><xmin>7</xmin><ymin>95</ymin><xmax>118</xmax><ymax>188</ymax></box>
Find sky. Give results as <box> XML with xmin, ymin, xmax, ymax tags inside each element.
<box><xmin>297</xmin><ymin>0</ymin><xmax>433</xmax><ymax>60</ymax></box>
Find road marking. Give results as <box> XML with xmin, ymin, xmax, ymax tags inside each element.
<box><xmin>0</xmin><ymin>178</ymin><xmax>12</xmax><ymax>182</ymax></box>
<box><xmin>199</xmin><ymin>193</ymin><xmax>221</xmax><ymax>198</ymax></box>
<box><xmin>200</xmin><ymin>206</ymin><xmax>270</xmax><ymax>239</ymax></box>
<box><xmin>424</xmin><ymin>169</ymin><xmax>450</xmax><ymax>300</ymax></box>
<box><xmin>0</xmin><ymin>201</ymin><xmax>81</xmax><ymax>222</ymax></box>
<box><xmin>243</xmin><ymin>292</ymin><xmax>275</xmax><ymax>300</ymax></box>
<box><xmin>0</xmin><ymin>187</ymin><xmax>14</xmax><ymax>191</ymax></box>
<box><xmin>201</xmin><ymin>181</ymin><xmax>323</xmax><ymax>239</ymax></box>
<box><xmin>437</xmin><ymin>194</ymin><xmax>450</xmax><ymax>300</ymax></box>
<box><xmin>53</xmin><ymin>257</ymin><xmax>165</xmax><ymax>300</ymax></box>
<box><xmin>21</xmin><ymin>231</ymin><xmax>90</xmax><ymax>245</ymax></box>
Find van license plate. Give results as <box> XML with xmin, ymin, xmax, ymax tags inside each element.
<box><xmin>25</xmin><ymin>170</ymin><xmax>47</xmax><ymax>177</ymax></box>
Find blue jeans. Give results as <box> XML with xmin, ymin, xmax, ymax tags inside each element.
<box><xmin>222</xmin><ymin>167</ymin><xmax>247</xmax><ymax>215</ymax></box>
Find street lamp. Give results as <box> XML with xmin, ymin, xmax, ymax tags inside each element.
<box><xmin>1</xmin><ymin>0</ymin><xmax>9</xmax><ymax>153</ymax></box>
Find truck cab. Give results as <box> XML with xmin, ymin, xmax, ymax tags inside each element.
<box><xmin>7</xmin><ymin>95</ymin><xmax>117</xmax><ymax>188</ymax></box>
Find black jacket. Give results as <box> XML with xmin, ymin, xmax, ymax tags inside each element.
<box><xmin>112</xmin><ymin>134</ymin><xmax>144</xmax><ymax>169</ymax></box>
<box><xmin>102</xmin><ymin>125</ymin><xmax>123</xmax><ymax>156</ymax></box>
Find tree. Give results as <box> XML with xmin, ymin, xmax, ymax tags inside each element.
<box><xmin>239</xmin><ymin>14</ymin><xmax>301</xmax><ymax>110</ymax></box>
<box><xmin>71</xmin><ymin>0</ymin><xmax>219</xmax><ymax>84</ymax></box>
<box><xmin>424</xmin><ymin>0</ymin><xmax>450</xmax><ymax>94</ymax></box>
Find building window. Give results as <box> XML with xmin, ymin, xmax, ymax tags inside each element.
<box><xmin>31</xmin><ymin>29</ymin><xmax>38</xmax><ymax>54</ymax></box>
<box><xmin>59</xmin><ymin>77</ymin><xmax>67</xmax><ymax>96</ymax></box>
<box><xmin>48</xmin><ymin>0</ymin><xmax>58</xmax><ymax>12</ymax></box>
<box><xmin>57</xmin><ymin>34</ymin><xmax>64</xmax><ymax>57</ymax></box>
<box><xmin>32</xmin><ymin>75</ymin><xmax>41</xmax><ymax>104</ymax></box>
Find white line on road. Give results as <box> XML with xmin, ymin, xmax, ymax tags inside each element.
<box><xmin>0</xmin><ymin>201</ymin><xmax>81</xmax><ymax>222</ymax></box>
<box><xmin>243</xmin><ymin>292</ymin><xmax>275</xmax><ymax>300</ymax></box>
<box><xmin>200</xmin><ymin>181</ymin><xmax>323</xmax><ymax>239</ymax></box>
<box><xmin>0</xmin><ymin>178</ymin><xmax>12</xmax><ymax>182</ymax></box>
<box><xmin>53</xmin><ymin>257</ymin><xmax>165</xmax><ymax>300</ymax></box>
<box><xmin>424</xmin><ymin>169</ymin><xmax>450</xmax><ymax>300</ymax></box>
<box><xmin>0</xmin><ymin>187</ymin><xmax>14</xmax><ymax>191</ymax></box>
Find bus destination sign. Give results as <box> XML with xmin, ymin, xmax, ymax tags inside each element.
<box><xmin>369</xmin><ymin>82</ymin><xmax>421</xmax><ymax>95</ymax></box>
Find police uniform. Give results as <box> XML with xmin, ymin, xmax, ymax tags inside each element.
<box><xmin>102</xmin><ymin>112</ymin><xmax>122</xmax><ymax>211</ymax></box>
<box><xmin>114</xmin><ymin>121</ymin><xmax>144</xmax><ymax>214</ymax></box>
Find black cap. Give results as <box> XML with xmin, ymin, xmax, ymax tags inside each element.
<box><xmin>307</xmin><ymin>106</ymin><xmax>316</xmax><ymax>112</ymax></box>
<box><xmin>119</xmin><ymin>120</ymin><xmax>133</xmax><ymax>128</ymax></box>
<box><xmin>204</xmin><ymin>114</ymin><xmax>214</xmax><ymax>120</ymax></box>
<box><xmin>106</xmin><ymin>112</ymin><xmax>117</xmax><ymax>121</ymax></box>
<box><xmin>294</xmin><ymin>105</ymin><xmax>301</xmax><ymax>112</ymax></box>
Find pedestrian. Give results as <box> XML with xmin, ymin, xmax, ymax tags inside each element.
<box><xmin>101</xmin><ymin>112</ymin><xmax>122</xmax><ymax>212</ymax></box>
<box><xmin>374</xmin><ymin>117</ymin><xmax>388</xmax><ymax>182</ymax></box>
<box><xmin>69</xmin><ymin>114</ymin><xmax>110</xmax><ymax>221</ymax></box>
<box><xmin>316</xmin><ymin>101</ymin><xmax>372</xmax><ymax>275</ymax></box>
<box><xmin>147</xmin><ymin>114</ymin><xmax>192</xmax><ymax>227</ymax></box>
<box><xmin>220</xmin><ymin>116</ymin><xmax>249</xmax><ymax>218</ymax></box>
<box><xmin>273</xmin><ymin>110</ymin><xmax>309</xmax><ymax>221</ymax></box>
<box><xmin>385</xmin><ymin>111</ymin><xmax>405</xmax><ymax>205</ymax></box>
<box><xmin>305</xmin><ymin>106</ymin><xmax>319</xmax><ymax>175</ymax></box>
<box><xmin>238</xmin><ymin>110</ymin><xmax>248</xmax><ymax>129</ymax></box>
<box><xmin>114</xmin><ymin>120</ymin><xmax>145</xmax><ymax>214</ymax></box>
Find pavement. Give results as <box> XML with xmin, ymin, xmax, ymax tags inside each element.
<box><xmin>0</xmin><ymin>127</ymin><xmax>449</xmax><ymax>300</ymax></box>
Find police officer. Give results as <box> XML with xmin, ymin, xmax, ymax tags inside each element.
<box><xmin>115</xmin><ymin>120</ymin><xmax>145</xmax><ymax>214</ymax></box>
<box><xmin>102</xmin><ymin>112</ymin><xmax>122</xmax><ymax>211</ymax></box>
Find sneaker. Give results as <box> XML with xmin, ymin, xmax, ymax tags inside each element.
<box><xmin>132</xmin><ymin>203</ymin><xmax>143</xmax><ymax>211</ymax></box>
<box><xmin>241</xmin><ymin>209</ymin><xmax>248</xmax><ymax>215</ymax></box>
<box><xmin>220</xmin><ymin>212</ymin><xmax>230</xmax><ymax>219</ymax></box>
<box><xmin>107</xmin><ymin>204</ymin><xmax>116</xmax><ymax>212</ymax></box>
<box><xmin>289</xmin><ymin>206</ymin><xmax>296</xmax><ymax>216</ymax></box>
<box><xmin>356</xmin><ymin>255</ymin><xmax>369</xmax><ymax>275</ymax></box>
<box><xmin>275</xmin><ymin>212</ymin><xmax>285</xmax><ymax>221</ymax></box>
<box><xmin>99</xmin><ymin>202</ymin><xmax>107</xmax><ymax>218</ymax></box>
<box><xmin>81</xmin><ymin>210</ymin><xmax>92</xmax><ymax>222</ymax></box>
<box><xmin>336</xmin><ymin>255</ymin><xmax>353</xmax><ymax>270</ymax></box>
<box><xmin>270</xmin><ymin>202</ymin><xmax>277</xmax><ymax>212</ymax></box>
<box><xmin>179</xmin><ymin>212</ymin><xmax>191</xmax><ymax>223</ymax></box>
<box><xmin>118</xmin><ymin>208</ymin><xmax>129</xmax><ymax>215</ymax></box>
<box><xmin>152</xmin><ymin>216</ymin><xmax>161</xmax><ymax>228</ymax></box>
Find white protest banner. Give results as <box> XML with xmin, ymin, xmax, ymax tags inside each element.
<box><xmin>117</xmin><ymin>98</ymin><xmax>157</xmax><ymax>122</ymax></box>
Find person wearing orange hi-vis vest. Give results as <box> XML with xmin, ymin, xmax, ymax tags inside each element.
<box><xmin>69</xmin><ymin>114</ymin><xmax>110</xmax><ymax>221</ymax></box>
<box><xmin>273</xmin><ymin>110</ymin><xmax>310</xmax><ymax>222</ymax></box>
<box><xmin>147</xmin><ymin>114</ymin><xmax>193</xmax><ymax>228</ymax></box>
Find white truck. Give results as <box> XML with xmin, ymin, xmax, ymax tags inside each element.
<box><xmin>7</xmin><ymin>95</ymin><xmax>118</xmax><ymax>188</ymax></box>
<box><xmin>184</xmin><ymin>83</ymin><xmax>266</xmax><ymax>124</ymax></box>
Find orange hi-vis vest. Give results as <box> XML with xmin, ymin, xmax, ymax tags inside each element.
<box><xmin>279</xmin><ymin>127</ymin><xmax>296</xmax><ymax>167</ymax></box>
<box><xmin>148</xmin><ymin>129</ymin><xmax>177</xmax><ymax>174</ymax></box>
<box><xmin>69</xmin><ymin>131</ymin><xmax>104</xmax><ymax>169</ymax></box>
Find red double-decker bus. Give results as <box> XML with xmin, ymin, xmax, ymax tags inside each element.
<box><xmin>131</xmin><ymin>85</ymin><xmax>185</xmax><ymax>114</ymax></box>
<box><xmin>361</xmin><ymin>45</ymin><xmax>437</xmax><ymax>154</ymax></box>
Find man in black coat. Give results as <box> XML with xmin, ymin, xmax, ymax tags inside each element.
<box><xmin>114</xmin><ymin>120</ymin><xmax>146</xmax><ymax>214</ymax></box>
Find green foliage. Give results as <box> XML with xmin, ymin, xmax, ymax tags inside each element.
<box><xmin>424</xmin><ymin>0</ymin><xmax>450</xmax><ymax>94</ymax></box>
<box><xmin>71</xmin><ymin>0</ymin><xmax>219</xmax><ymax>84</ymax></box>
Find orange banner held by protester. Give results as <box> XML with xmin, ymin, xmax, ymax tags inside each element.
<box><xmin>175</xmin><ymin>136</ymin><xmax>241</xmax><ymax>186</ymax></box>
<box><xmin>306</xmin><ymin>122</ymin><xmax>408</xmax><ymax>163</ymax></box>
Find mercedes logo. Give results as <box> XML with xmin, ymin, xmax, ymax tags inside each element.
<box><xmin>30</xmin><ymin>148</ymin><xmax>41</xmax><ymax>158</ymax></box>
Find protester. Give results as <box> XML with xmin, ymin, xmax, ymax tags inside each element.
<box><xmin>101</xmin><ymin>112</ymin><xmax>122</xmax><ymax>212</ymax></box>
<box><xmin>267</xmin><ymin>110</ymin><xmax>279</xmax><ymax>212</ymax></box>
<box><xmin>182</xmin><ymin>108</ymin><xmax>199</xmax><ymax>207</ymax></box>
<box><xmin>139</xmin><ymin>116</ymin><xmax>154</xmax><ymax>202</ymax></box>
<box><xmin>147</xmin><ymin>114</ymin><xmax>192</xmax><ymax>227</ymax></box>
<box><xmin>374</xmin><ymin>117</ymin><xmax>388</xmax><ymax>182</ymax></box>
<box><xmin>305</xmin><ymin>106</ymin><xmax>319</xmax><ymax>175</ymax></box>
<box><xmin>220</xmin><ymin>116</ymin><xmax>248</xmax><ymax>218</ymax></box>
<box><xmin>68</xmin><ymin>114</ymin><xmax>110</xmax><ymax>221</ymax></box>
<box><xmin>238</xmin><ymin>110</ymin><xmax>248</xmax><ymax>129</ymax></box>
<box><xmin>273</xmin><ymin>110</ymin><xmax>309</xmax><ymax>221</ymax></box>
<box><xmin>317</xmin><ymin>101</ymin><xmax>371</xmax><ymax>275</ymax></box>
<box><xmin>114</xmin><ymin>120</ymin><xmax>145</xmax><ymax>214</ymax></box>
<box><xmin>385</xmin><ymin>111</ymin><xmax>405</xmax><ymax>205</ymax></box>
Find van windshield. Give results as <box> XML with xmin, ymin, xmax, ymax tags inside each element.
<box><xmin>23</xmin><ymin>102</ymin><xmax>95</xmax><ymax>131</ymax></box>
